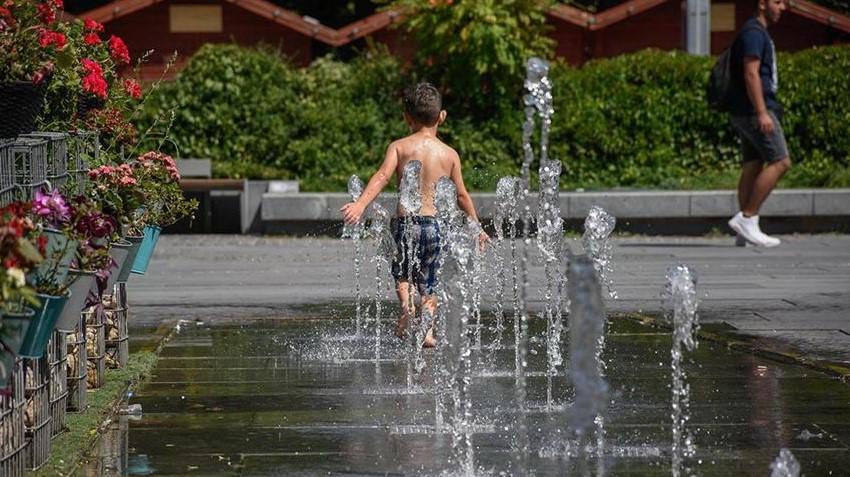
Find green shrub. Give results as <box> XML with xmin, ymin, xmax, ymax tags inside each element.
<box><xmin>136</xmin><ymin>44</ymin><xmax>850</xmax><ymax>190</ymax></box>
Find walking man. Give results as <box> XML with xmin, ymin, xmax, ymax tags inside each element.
<box><xmin>726</xmin><ymin>0</ymin><xmax>792</xmax><ymax>247</ymax></box>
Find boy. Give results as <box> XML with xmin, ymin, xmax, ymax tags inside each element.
<box><xmin>341</xmin><ymin>82</ymin><xmax>487</xmax><ymax>347</ymax></box>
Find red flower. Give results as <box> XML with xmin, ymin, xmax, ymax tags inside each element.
<box><xmin>84</xmin><ymin>32</ymin><xmax>101</xmax><ymax>45</ymax></box>
<box><xmin>82</xmin><ymin>73</ymin><xmax>108</xmax><ymax>99</ymax></box>
<box><xmin>123</xmin><ymin>78</ymin><xmax>142</xmax><ymax>99</ymax></box>
<box><xmin>81</xmin><ymin>58</ymin><xmax>103</xmax><ymax>76</ymax></box>
<box><xmin>108</xmin><ymin>35</ymin><xmax>130</xmax><ymax>65</ymax></box>
<box><xmin>38</xmin><ymin>29</ymin><xmax>66</xmax><ymax>49</ymax></box>
<box><xmin>0</xmin><ymin>7</ymin><xmax>11</xmax><ymax>19</ymax></box>
<box><xmin>83</xmin><ymin>18</ymin><xmax>103</xmax><ymax>32</ymax></box>
<box><xmin>37</xmin><ymin>3</ymin><xmax>55</xmax><ymax>24</ymax></box>
<box><xmin>36</xmin><ymin>234</ymin><xmax>48</xmax><ymax>255</ymax></box>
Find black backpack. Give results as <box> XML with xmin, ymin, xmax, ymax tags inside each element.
<box><xmin>706</xmin><ymin>23</ymin><xmax>763</xmax><ymax>112</ymax></box>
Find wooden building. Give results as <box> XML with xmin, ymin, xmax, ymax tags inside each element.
<box><xmin>73</xmin><ymin>0</ymin><xmax>850</xmax><ymax>78</ymax></box>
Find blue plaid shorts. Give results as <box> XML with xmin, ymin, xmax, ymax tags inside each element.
<box><xmin>390</xmin><ymin>216</ymin><xmax>442</xmax><ymax>296</ymax></box>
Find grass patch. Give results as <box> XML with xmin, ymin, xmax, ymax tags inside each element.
<box><xmin>31</xmin><ymin>350</ymin><xmax>160</xmax><ymax>477</ymax></box>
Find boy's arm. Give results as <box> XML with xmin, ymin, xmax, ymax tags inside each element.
<box><xmin>450</xmin><ymin>154</ymin><xmax>489</xmax><ymax>244</ymax></box>
<box><xmin>340</xmin><ymin>143</ymin><xmax>398</xmax><ymax>224</ymax></box>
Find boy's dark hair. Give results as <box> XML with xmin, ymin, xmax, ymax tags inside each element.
<box><xmin>403</xmin><ymin>82</ymin><xmax>442</xmax><ymax>126</ymax></box>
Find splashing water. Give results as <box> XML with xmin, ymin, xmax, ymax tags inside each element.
<box><xmin>582</xmin><ymin>206</ymin><xmax>618</xmax><ymax>299</ymax></box>
<box><xmin>343</xmin><ymin>175</ymin><xmax>367</xmax><ymax>335</ymax></box>
<box><xmin>663</xmin><ymin>264</ymin><xmax>699</xmax><ymax>477</ymax></box>
<box><xmin>398</xmin><ymin>161</ymin><xmax>424</xmax><ymax>388</ymax></box>
<box><xmin>489</xmin><ymin>177</ymin><xmax>522</xmax><ymax>364</ymax></box>
<box><xmin>400</xmin><ymin>160</ymin><xmax>423</xmax><ymax>215</ymax></box>
<box><xmin>770</xmin><ymin>448</ymin><xmax>801</xmax><ymax>477</ymax></box>
<box><xmin>568</xmin><ymin>256</ymin><xmax>609</xmax><ymax>467</ymax></box>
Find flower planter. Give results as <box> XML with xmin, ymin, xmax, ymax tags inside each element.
<box><xmin>30</xmin><ymin>228</ymin><xmax>77</xmax><ymax>287</ymax></box>
<box><xmin>0</xmin><ymin>80</ymin><xmax>48</xmax><ymax>139</ymax></box>
<box><xmin>106</xmin><ymin>240</ymin><xmax>131</xmax><ymax>290</ymax></box>
<box><xmin>77</xmin><ymin>95</ymin><xmax>106</xmax><ymax>118</ymax></box>
<box><xmin>131</xmin><ymin>225</ymin><xmax>161</xmax><ymax>275</ymax></box>
<box><xmin>16</xmin><ymin>292</ymin><xmax>69</xmax><ymax>358</ymax></box>
<box><xmin>0</xmin><ymin>307</ymin><xmax>36</xmax><ymax>356</ymax></box>
<box><xmin>116</xmin><ymin>234</ymin><xmax>143</xmax><ymax>282</ymax></box>
<box><xmin>55</xmin><ymin>269</ymin><xmax>98</xmax><ymax>332</ymax></box>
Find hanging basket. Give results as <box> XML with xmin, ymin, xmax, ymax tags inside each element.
<box><xmin>29</xmin><ymin>228</ymin><xmax>77</xmax><ymax>288</ymax></box>
<box><xmin>17</xmin><ymin>292</ymin><xmax>69</xmax><ymax>358</ymax></box>
<box><xmin>0</xmin><ymin>307</ymin><xmax>37</xmax><ymax>356</ymax></box>
<box><xmin>131</xmin><ymin>225</ymin><xmax>161</xmax><ymax>275</ymax></box>
<box><xmin>116</xmin><ymin>234</ymin><xmax>143</xmax><ymax>282</ymax></box>
<box><xmin>77</xmin><ymin>95</ymin><xmax>106</xmax><ymax>118</ymax></box>
<box><xmin>0</xmin><ymin>80</ymin><xmax>48</xmax><ymax>139</ymax></box>
<box><xmin>106</xmin><ymin>240</ymin><xmax>131</xmax><ymax>290</ymax></box>
<box><xmin>55</xmin><ymin>269</ymin><xmax>98</xmax><ymax>332</ymax></box>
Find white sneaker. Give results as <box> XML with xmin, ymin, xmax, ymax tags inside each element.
<box><xmin>728</xmin><ymin>212</ymin><xmax>781</xmax><ymax>247</ymax></box>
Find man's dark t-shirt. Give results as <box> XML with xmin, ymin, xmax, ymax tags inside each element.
<box><xmin>728</xmin><ymin>18</ymin><xmax>780</xmax><ymax>116</ymax></box>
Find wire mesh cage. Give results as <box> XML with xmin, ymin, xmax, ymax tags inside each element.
<box><xmin>0</xmin><ymin>358</ymin><xmax>26</xmax><ymax>477</ymax></box>
<box><xmin>9</xmin><ymin>137</ymin><xmax>49</xmax><ymax>201</ymax></box>
<box><xmin>66</xmin><ymin>313</ymin><xmax>87</xmax><ymax>412</ymax></box>
<box><xmin>21</xmin><ymin>132</ymin><xmax>70</xmax><ymax>190</ymax></box>
<box><xmin>47</xmin><ymin>331</ymin><xmax>68</xmax><ymax>437</ymax></box>
<box><xmin>67</xmin><ymin>131</ymin><xmax>98</xmax><ymax>195</ymax></box>
<box><xmin>104</xmin><ymin>284</ymin><xmax>130</xmax><ymax>368</ymax></box>
<box><xmin>84</xmin><ymin>307</ymin><xmax>106</xmax><ymax>389</ymax></box>
<box><xmin>23</xmin><ymin>357</ymin><xmax>51</xmax><ymax>470</ymax></box>
<box><xmin>1</xmin><ymin>139</ymin><xmax>20</xmax><ymax>206</ymax></box>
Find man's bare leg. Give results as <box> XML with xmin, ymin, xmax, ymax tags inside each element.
<box><xmin>742</xmin><ymin>158</ymin><xmax>791</xmax><ymax>216</ymax></box>
<box><xmin>421</xmin><ymin>295</ymin><xmax>438</xmax><ymax>348</ymax></box>
<box><xmin>395</xmin><ymin>280</ymin><xmax>414</xmax><ymax>338</ymax></box>
<box><xmin>737</xmin><ymin>161</ymin><xmax>763</xmax><ymax>212</ymax></box>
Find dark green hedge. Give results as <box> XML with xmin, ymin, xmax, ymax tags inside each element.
<box><xmin>136</xmin><ymin>44</ymin><xmax>850</xmax><ymax>191</ymax></box>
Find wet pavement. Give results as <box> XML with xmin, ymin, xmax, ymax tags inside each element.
<box><xmin>76</xmin><ymin>234</ymin><xmax>850</xmax><ymax>475</ymax></box>
<box><xmin>80</xmin><ymin>314</ymin><xmax>850</xmax><ymax>476</ymax></box>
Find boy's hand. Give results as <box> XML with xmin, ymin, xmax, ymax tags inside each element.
<box><xmin>340</xmin><ymin>202</ymin><xmax>365</xmax><ymax>225</ymax></box>
<box><xmin>477</xmin><ymin>231</ymin><xmax>490</xmax><ymax>251</ymax></box>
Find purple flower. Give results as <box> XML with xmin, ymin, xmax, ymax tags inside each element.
<box><xmin>32</xmin><ymin>189</ymin><xmax>71</xmax><ymax>227</ymax></box>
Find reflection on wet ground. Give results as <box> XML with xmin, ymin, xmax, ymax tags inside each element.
<box><xmin>80</xmin><ymin>307</ymin><xmax>850</xmax><ymax>476</ymax></box>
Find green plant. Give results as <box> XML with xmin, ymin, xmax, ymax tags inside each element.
<box><xmin>0</xmin><ymin>0</ymin><xmax>64</xmax><ymax>83</ymax></box>
<box><xmin>383</xmin><ymin>0</ymin><xmax>554</xmax><ymax>115</ymax></box>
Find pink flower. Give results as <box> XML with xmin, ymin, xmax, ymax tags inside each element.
<box><xmin>108</xmin><ymin>35</ymin><xmax>130</xmax><ymax>65</ymax></box>
<box><xmin>83</xmin><ymin>18</ymin><xmax>103</xmax><ymax>32</ymax></box>
<box><xmin>119</xmin><ymin>175</ymin><xmax>137</xmax><ymax>186</ymax></box>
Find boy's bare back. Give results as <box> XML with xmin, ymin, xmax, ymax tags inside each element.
<box><xmin>391</xmin><ymin>132</ymin><xmax>458</xmax><ymax>217</ymax></box>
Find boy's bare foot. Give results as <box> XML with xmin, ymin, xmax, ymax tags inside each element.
<box><xmin>395</xmin><ymin>314</ymin><xmax>409</xmax><ymax>339</ymax></box>
<box><xmin>422</xmin><ymin>328</ymin><xmax>436</xmax><ymax>348</ymax></box>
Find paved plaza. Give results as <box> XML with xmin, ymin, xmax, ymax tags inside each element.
<box><xmin>130</xmin><ymin>234</ymin><xmax>850</xmax><ymax>365</ymax></box>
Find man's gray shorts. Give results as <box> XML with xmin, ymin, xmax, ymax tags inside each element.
<box><xmin>729</xmin><ymin>110</ymin><xmax>789</xmax><ymax>164</ymax></box>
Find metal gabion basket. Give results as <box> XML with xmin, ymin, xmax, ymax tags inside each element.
<box><xmin>0</xmin><ymin>357</ymin><xmax>26</xmax><ymax>477</ymax></box>
<box><xmin>47</xmin><ymin>330</ymin><xmax>68</xmax><ymax>437</ymax></box>
<box><xmin>23</xmin><ymin>358</ymin><xmax>51</xmax><ymax>470</ymax></box>
<box><xmin>66</xmin><ymin>313</ymin><xmax>87</xmax><ymax>412</ymax></box>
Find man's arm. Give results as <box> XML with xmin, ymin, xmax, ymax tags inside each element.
<box><xmin>743</xmin><ymin>56</ymin><xmax>774</xmax><ymax>134</ymax></box>
<box><xmin>340</xmin><ymin>143</ymin><xmax>398</xmax><ymax>224</ymax></box>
